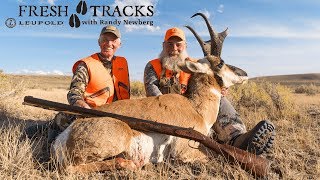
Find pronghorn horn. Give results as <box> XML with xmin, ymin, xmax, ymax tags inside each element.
<box><xmin>217</xmin><ymin>28</ymin><xmax>228</xmax><ymax>57</ymax></box>
<box><xmin>191</xmin><ymin>13</ymin><xmax>217</xmax><ymax>56</ymax></box>
<box><xmin>190</xmin><ymin>12</ymin><xmax>228</xmax><ymax>57</ymax></box>
<box><xmin>185</xmin><ymin>25</ymin><xmax>210</xmax><ymax>56</ymax></box>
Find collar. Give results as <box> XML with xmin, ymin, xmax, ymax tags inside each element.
<box><xmin>98</xmin><ymin>53</ymin><xmax>115</xmax><ymax>62</ymax></box>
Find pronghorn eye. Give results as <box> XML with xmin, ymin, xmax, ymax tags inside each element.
<box><xmin>216</xmin><ymin>60</ymin><xmax>225</xmax><ymax>69</ymax></box>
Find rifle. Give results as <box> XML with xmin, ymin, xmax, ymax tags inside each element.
<box><xmin>23</xmin><ymin>96</ymin><xmax>269</xmax><ymax>177</ymax></box>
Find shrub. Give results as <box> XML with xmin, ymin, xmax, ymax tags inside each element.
<box><xmin>294</xmin><ymin>84</ymin><xmax>319</xmax><ymax>96</ymax></box>
<box><xmin>130</xmin><ymin>81</ymin><xmax>145</xmax><ymax>97</ymax></box>
<box><xmin>229</xmin><ymin>82</ymin><xmax>273</xmax><ymax>109</ymax></box>
<box><xmin>229</xmin><ymin>81</ymin><xmax>296</xmax><ymax>120</ymax></box>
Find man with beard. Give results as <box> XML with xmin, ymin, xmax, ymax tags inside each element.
<box><xmin>143</xmin><ymin>27</ymin><xmax>275</xmax><ymax>155</ymax></box>
<box><xmin>26</xmin><ymin>26</ymin><xmax>130</xmax><ymax>144</ymax></box>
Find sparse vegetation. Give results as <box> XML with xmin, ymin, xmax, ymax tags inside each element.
<box><xmin>130</xmin><ymin>80</ymin><xmax>145</xmax><ymax>97</ymax></box>
<box><xmin>229</xmin><ymin>81</ymin><xmax>297</xmax><ymax>120</ymax></box>
<box><xmin>0</xmin><ymin>73</ymin><xmax>25</xmax><ymax>97</ymax></box>
<box><xmin>6</xmin><ymin>74</ymin><xmax>71</xmax><ymax>90</ymax></box>
<box><xmin>294</xmin><ymin>84</ymin><xmax>319</xmax><ymax>96</ymax></box>
<box><xmin>0</xmin><ymin>74</ymin><xmax>319</xmax><ymax>179</ymax></box>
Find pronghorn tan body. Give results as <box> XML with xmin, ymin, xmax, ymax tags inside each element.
<box><xmin>53</xmin><ymin>13</ymin><xmax>248</xmax><ymax>173</ymax></box>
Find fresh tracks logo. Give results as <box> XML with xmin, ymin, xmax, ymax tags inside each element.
<box><xmin>6</xmin><ymin>0</ymin><xmax>154</xmax><ymax>28</ymax></box>
<box><xmin>69</xmin><ymin>0</ymin><xmax>88</xmax><ymax>28</ymax></box>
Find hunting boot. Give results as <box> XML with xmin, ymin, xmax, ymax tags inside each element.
<box><xmin>231</xmin><ymin>120</ymin><xmax>276</xmax><ymax>155</ymax></box>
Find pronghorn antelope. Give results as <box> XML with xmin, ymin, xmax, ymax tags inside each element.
<box><xmin>52</xmin><ymin>13</ymin><xmax>248</xmax><ymax>173</ymax></box>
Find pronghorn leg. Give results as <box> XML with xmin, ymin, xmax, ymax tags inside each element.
<box><xmin>66</xmin><ymin>157</ymin><xmax>139</xmax><ymax>174</ymax></box>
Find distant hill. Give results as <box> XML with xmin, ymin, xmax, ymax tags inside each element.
<box><xmin>251</xmin><ymin>73</ymin><xmax>320</xmax><ymax>87</ymax></box>
<box><xmin>3</xmin><ymin>73</ymin><xmax>320</xmax><ymax>90</ymax></box>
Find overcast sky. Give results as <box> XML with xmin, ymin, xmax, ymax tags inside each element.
<box><xmin>1</xmin><ymin>0</ymin><xmax>319</xmax><ymax>81</ymax></box>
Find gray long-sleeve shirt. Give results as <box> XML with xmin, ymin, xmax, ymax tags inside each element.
<box><xmin>143</xmin><ymin>62</ymin><xmax>163</xmax><ymax>97</ymax></box>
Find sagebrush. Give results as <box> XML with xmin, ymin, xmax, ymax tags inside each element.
<box><xmin>294</xmin><ymin>84</ymin><xmax>319</xmax><ymax>96</ymax></box>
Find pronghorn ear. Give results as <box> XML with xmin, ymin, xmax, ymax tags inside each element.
<box><xmin>178</xmin><ymin>59</ymin><xmax>211</xmax><ymax>74</ymax></box>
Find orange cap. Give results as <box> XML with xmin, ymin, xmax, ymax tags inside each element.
<box><xmin>164</xmin><ymin>27</ymin><xmax>186</xmax><ymax>41</ymax></box>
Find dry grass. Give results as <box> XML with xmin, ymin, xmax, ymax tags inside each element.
<box><xmin>0</xmin><ymin>74</ymin><xmax>319</xmax><ymax>179</ymax></box>
<box><xmin>6</xmin><ymin>74</ymin><xmax>71</xmax><ymax>90</ymax></box>
<box><xmin>130</xmin><ymin>80</ymin><xmax>146</xmax><ymax>97</ymax></box>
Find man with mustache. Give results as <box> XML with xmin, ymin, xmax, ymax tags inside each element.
<box><xmin>144</xmin><ymin>27</ymin><xmax>275</xmax><ymax>155</ymax></box>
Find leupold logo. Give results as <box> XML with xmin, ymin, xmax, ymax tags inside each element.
<box><xmin>69</xmin><ymin>0</ymin><xmax>88</xmax><ymax>28</ymax></box>
<box><xmin>8</xmin><ymin>1</ymin><xmax>154</xmax><ymax>28</ymax></box>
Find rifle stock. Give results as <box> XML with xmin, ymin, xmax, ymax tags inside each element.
<box><xmin>23</xmin><ymin>96</ymin><xmax>269</xmax><ymax>177</ymax></box>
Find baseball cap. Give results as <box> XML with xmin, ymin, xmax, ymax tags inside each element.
<box><xmin>100</xmin><ymin>25</ymin><xmax>121</xmax><ymax>38</ymax></box>
<box><xmin>164</xmin><ymin>27</ymin><xmax>186</xmax><ymax>41</ymax></box>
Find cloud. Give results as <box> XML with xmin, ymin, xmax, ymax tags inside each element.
<box><xmin>217</xmin><ymin>4</ymin><xmax>224</xmax><ymax>13</ymax></box>
<box><xmin>231</xmin><ymin>23</ymin><xmax>320</xmax><ymax>39</ymax></box>
<box><xmin>185</xmin><ymin>18</ymin><xmax>320</xmax><ymax>40</ymax></box>
<box><xmin>13</xmin><ymin>69</ymin><xmax>66</xmax><ymax>75</ymax></box>
<box><xmin>113</xmin><ymin>0</ymin><xmax>158</xmax><ymax>8</ymax></box>
<box><xmin>217</xmin><ymin>38</ymin><xmax>320</xmax><ymax>77</ymax></box>
<box><xmin>47</xmin><ymin>0</ymin><xmax>56</xmax><ymax>5</ymax></box>
<box><xmin>112</xmin><ymin>0</ymin><xmax>158</xmax><ymax>17</ymax></box>
<box><xmin>52</xmin><ymin>70</ymin><xmax>65</xmax><ymax>75</ymax></box>
<box><xmin>124</xmin><ymin>24</ymin><xmax>160</xmax><ymax>32</ymax></box>
<box><xmin>111</xmin><ymin>0</ymin><xmax>160</xmax><ymax>32</ymax></box>
<box><xmin>198</xmin><ymin>9</ymin><xmax>211</xmax><ymax>18</ymax></box>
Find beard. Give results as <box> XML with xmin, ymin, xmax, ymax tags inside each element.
<box><xmin>159</xmin><ymin>49</ymin><xmax>189</xmax><ymax>73</ymax></box>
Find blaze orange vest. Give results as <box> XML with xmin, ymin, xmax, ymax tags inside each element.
<box><xmin>73</xmin><ymin>53</ymin><xmax>130</xmax><ymax>107</ymax></box>
<box><xmin>149</xmin><ymin>58</ymin><xmax>191</xmax><ymax>93</ymax></box>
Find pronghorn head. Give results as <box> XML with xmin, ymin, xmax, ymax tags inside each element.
<box><xmin>179</xmin><ymin>13</ymin><xmax>248</xmax><ymax>88</ymax></box>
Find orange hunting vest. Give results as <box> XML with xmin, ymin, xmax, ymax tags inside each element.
<box><xmin>149</xmin><ymin>58</ymin><xmax>191</xmax><ymax>93</ymax></box>
<box><xmin>73</xmin><ymin>53</ymin><xmax>130</xmax><ymax>107</ymax></box>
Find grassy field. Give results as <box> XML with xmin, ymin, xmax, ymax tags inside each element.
<box><xmin>6</xmin><ymin>74</ymin><xmax>72</xmax><ymax>90</ymax></box>
<box><xmin>0</xmin><ymin>73</ymin><xmax>319</xmax><ymax>179</ymax></box>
